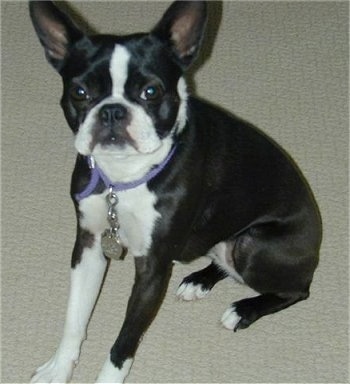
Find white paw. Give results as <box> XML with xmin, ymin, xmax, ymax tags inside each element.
<box><xmin>31</xmin><ymin>354</ymin><xmax>76</xmax><ymax>383</ymax></box>
<box><xmin>221</xmin><ymin>306</ymin><xmax>242</xmax><ymax>330</ymax></box>
<box><xmin>96</xmin><ymin>357</ymin><xmax>133</xmax><ymax>383</ymax></box>
<box><xmin>176</xmin><ymin>282</ymin><xmax>210</xmax><ymax>301</ymax></box>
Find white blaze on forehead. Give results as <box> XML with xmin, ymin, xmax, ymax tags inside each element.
<box><xmin>176</xmin><ymin>77</ymin><xmax>188</xmax><ymax>133</ymax></box>
<box><xmin>109</xmin><ymin>45</ymin><xmax>131</xmax><ymax>97</ymax></box>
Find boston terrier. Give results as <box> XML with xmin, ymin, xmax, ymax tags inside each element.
<box><xmin>29</xmin><ymin>1</ymin><xmax>322</xmax><ymax>382</ymax></box>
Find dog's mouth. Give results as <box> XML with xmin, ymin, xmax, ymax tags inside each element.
<box><xmin>92</xmin><ymin>122</ymin><xmax>137</xmax><ymax>151</ymax></box>
<box><xmin>92</xmin><ymin>122</ymin><xmax>163</xmax><ymax>157</ymax></box>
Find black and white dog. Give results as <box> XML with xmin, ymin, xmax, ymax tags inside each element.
<box><xmin>29</xmin><ymin>1</ymin><xmax>322</xmax><ymax>382</ymax></box>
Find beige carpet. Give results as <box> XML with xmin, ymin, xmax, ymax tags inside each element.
<box><xmin>1</xmin><ymin>1</ymin><xmax>349</xmax><ymax>383</ymax></box>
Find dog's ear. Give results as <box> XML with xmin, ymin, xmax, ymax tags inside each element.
<box><xmin>152</xmin><ymin>0</ymin><xmax>207</xmax><ymax>68</ymax></box>
<box><xmin>29</xmin><ymin>1</ymin><xmax>84</xmax><ymax>72</ymax></box>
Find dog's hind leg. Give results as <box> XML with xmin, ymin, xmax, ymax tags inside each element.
<box><xmin>221</xmin><ymin>291</ymin><xmax>310</xmax><ymax>331</ymax></box>
<box><xmin>220</xmin><ymin>220</ymin><xmax>319</xmax><ymax>332</ymax></box>
<box><xmin>176</xmin><ymin>262</ymin><xmax>228</xmax><ymax>301</ymax></box>
<box><xmin>31</xmin><ymin>228</ymin><xmax>107</xmax><ymax>383</ymax></box>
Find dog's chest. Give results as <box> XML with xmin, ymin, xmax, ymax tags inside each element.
<box><xmin>79</xmin><ymin>185</ymin><xmax>160</xmax><ymax>256</ymax></box>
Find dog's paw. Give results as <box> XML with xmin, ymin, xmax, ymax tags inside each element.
<box><xmin>221</xmin><ymin>306</ymin><xmax>243</xmax><ymax>332</ymax></box>
<box><xmin>96</xmin><ymin>357</ymin><xmax>133</xmax><ymax>383</ymax></box>
<box><xmin>31</xmin><ymin>355</ymin><xmax>76</xmax><ymax>383</ymax></box>
<box><xmin>176</xmin><ymin>282</ymin><xmax>210</xmax><ymax>301</ymax></box>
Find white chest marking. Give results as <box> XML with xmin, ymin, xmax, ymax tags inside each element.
<box><xmin>117</xmin><ymin>185</ymin><xmax>161</xmax><ymax>255</ymax></box>
<box><xmin>79</xmin><ymin>185</ymin><xmax>160</xmax><ymax>257</ymax></box>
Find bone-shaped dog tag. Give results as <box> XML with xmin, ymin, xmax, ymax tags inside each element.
<box><xmin>101</xmin><ymin>230</ymin><xmax>127</xmax><ymax>260</ymax></box>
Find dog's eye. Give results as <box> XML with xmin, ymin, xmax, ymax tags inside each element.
<box><xmin>70</xmin><ymin>86</ymin><xmax>89</xmax><ymax>102</ymax></box>
<box><xmin>140</xmin><ymin>84</ymin><xmax>163</xmax><ymax>101</ymax></box>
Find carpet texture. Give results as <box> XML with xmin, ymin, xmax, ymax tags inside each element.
<box><xmin>1</xmin><ymin>1</ymin><xmax>349</xmax><ymax>383</ymax></box>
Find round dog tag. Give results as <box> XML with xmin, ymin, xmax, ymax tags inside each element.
<box><xmin>101</xmin><ymin>230</ymin><xmax>127</xmax><ymax>260</ymax></box>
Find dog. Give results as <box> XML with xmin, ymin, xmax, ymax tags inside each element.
<box><xmin>29</xmin><ymin>1</ymin><xmax>322</xmax><ymax>382</ymax></box>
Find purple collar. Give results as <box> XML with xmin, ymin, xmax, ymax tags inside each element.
<box><xmin>75</xmin><ymin>146</ymin><xmax>176</xmax><ymax>201</ymax></box>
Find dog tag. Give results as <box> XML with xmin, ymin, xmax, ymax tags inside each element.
<box><xmin>101</xmin><ymin>230</ymin><xmax>127</xmax><ymax>260</ymax></box>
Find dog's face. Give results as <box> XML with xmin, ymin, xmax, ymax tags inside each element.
<box><xmin>30</xmin><ymin>1</ymin><xmax>207</xmax><ymax>163</ymax></box>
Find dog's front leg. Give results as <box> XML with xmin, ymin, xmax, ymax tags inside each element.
<box><xmin>31</xmin><ymin>228</ymin><xmax>107</xmax><ymax>383</ymax></box>
<box><xmin>96</xmin><ymin>256</ymin><xmax>172</xmax><ymax>383</ymax></box>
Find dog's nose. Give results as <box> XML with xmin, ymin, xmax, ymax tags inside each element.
<box><xmin>99</xmin><ymin>103</ymin><xmax>127</xmax><ymax>127</ymax></box>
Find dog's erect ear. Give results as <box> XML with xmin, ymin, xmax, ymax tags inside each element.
<box><xmin>29</xmin><ymin>1</ymin><xmax>84</xmax><ymax>72</ymax></box>
<box><xmin>152</xmin><ymin>0</ymin><xmax>207</xmax><ymax>68</ymax></box>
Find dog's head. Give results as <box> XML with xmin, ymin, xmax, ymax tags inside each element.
<box><xmin>30</xmin><ymin>1</ymin><xmax>207</xmax><ymax>173</ymax></box>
